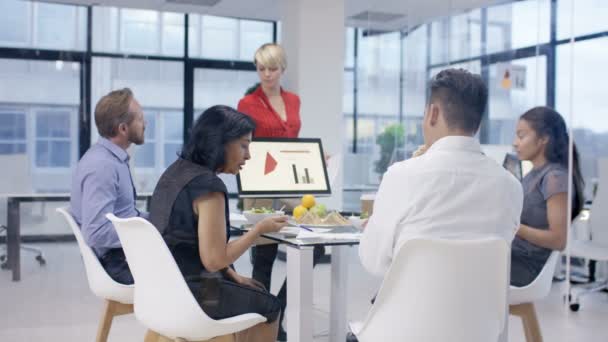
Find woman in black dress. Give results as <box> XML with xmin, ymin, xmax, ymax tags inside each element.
<box><xmin>149</xmin><ymin>105</ymin><xmax>288</xmax><ymax>341</ymax></box>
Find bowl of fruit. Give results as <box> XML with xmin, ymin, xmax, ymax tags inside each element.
<box><xmin>243</xmin><ymin>207</ymin><xmax>285</xmax><ymax>225</ymax></box>
<box><xmin>292</xmin><ymin>195</ymin><xmax>352</xmax><ymax>227</ymax></box>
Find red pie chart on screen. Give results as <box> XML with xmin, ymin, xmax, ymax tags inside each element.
<box><xmin>237</xmin><ymin>139</ymin><xmax>330</xmax><ymax>195</ymax></box>
<box><xmin>264</xmin><ymin>152</ymin><xmax>277</xmax><ymax>175</ymax></box>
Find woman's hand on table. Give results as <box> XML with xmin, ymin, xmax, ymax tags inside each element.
<box><xmin>254</xmin><ymin>215</ymin><xmax>289</xmax><ymax>234</ymax></box>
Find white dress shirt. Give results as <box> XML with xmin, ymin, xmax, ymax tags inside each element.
<box><xmin>359</xmin><ymin>136</ymin><xmax>523</xmax><ymax>276</ymax></box>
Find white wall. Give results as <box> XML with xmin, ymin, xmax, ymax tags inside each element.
<box><xmin>280</xmin><ymin>0</ymin><xmax>345</xmax><ymax>210</ymax></box>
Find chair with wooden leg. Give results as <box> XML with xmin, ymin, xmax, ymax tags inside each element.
<box><xmin>509</xmin><ymin>250</ymin><xmax>560</xmax><ymax>342</ymax></box>
<box><xmin>56</xmin><ymin>208</ymin><xmax>134</xmax><ymax>342</ymax></box>
<box><xmin>107</xmin><ymin>214</ymin><xmax>267</xmax><ymax>342</ymax></box>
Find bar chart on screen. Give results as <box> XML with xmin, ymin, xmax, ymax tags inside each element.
<box><xmin>237</xmin><ymin>138</ymin><xmax>331</xmax><ymax>196</ymax></box>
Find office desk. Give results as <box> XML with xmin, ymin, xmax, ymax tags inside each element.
<box><xmin>237</xmin><ymin>226</ymin><xmax>360</xmax><ymax>342</ymax></box>
<box><xmin>3</xmin><ymin>193</ymin><xmax>151</xmax><ymax>281</ymax></box>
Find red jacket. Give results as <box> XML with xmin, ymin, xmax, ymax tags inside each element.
<box><xmin>237</xmin><ymin>86</ymin><xmax>301</xmax><ymax>138</ymax></box>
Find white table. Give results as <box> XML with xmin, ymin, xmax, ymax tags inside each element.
<box><xmin>242</xmin><ymin>227</ymin><xmax>360</xmax><ymax>342</ymax></box>
<box><xmin>2</xmin><ymin>192</ymin><xmax>151</xmax><ymax>281</ymax></box>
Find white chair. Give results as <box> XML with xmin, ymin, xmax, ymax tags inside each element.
<box><xmin>508</xmin><ymin>250</ymin><xmax>560</xmax><ymax>342</ymax></box>
<box><xmin>106</xmin><ymin>214</ymin><xmax>267</xmax><ymax>342</ymax></box>
<box><xmin>56</xmin><ymin>207</ymin><xmax>134</xmax><ymax>342</ymax></box>
<box><xmin>349</xmin><ymin>238</ymin><xmax>510</xmax><ymax>342</ymax></box>
<box><xmin>568</xmin><ymin>158</ymin><xmax>608</xmax><ymax>311</ymax></box>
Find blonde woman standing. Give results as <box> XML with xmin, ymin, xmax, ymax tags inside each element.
<box><xmin>237</xmin><ymin>43</ymin><xmax>325</xmax><ymax>341</ymax></box>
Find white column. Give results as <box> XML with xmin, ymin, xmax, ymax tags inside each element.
<box><xmin>286</xmin><ymin>245</ymin><xmax>314</xmax><ymax>342</ymax></box>
<box><xmin>279</xmin><ymin>0</ymin><xmax>345</xmax><ymax>211</ymax></box>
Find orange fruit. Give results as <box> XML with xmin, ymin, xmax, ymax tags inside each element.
<box><xmin>301</xmin><ymin>194</ymin><xmax>316</xmax><ymax>209</ymax></box>
<box><xmin>293</xmin><ymin>205</ymin><xmax>308</xmax><ymax>220</ymax></box>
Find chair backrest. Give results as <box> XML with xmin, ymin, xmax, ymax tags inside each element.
<box><xmin>56</xmin><ymin>207</ymin><xmax>133</xmax><ymax>304</ymax></box>
<box><xmin>356</xmin><ymin>237</ymin><xmax>509</xmax><ymax>342</ymax></box>
<box><xmin>589</xmin><ymin>158</ymin><xmax>608</xmax><ymax>246</ymax></box>
<box><xmin>106</xmin><ymin>213</ymin><xmax>215</xmax><ymax>337</ymax></box>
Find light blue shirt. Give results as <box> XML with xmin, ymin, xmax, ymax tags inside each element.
<box><xmin>70</xmin><ymin>137</ymin><xmax>148</xmax><ymax>257</ymax></box>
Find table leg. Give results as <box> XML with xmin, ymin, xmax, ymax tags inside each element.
<box><xmin>329</xmin><ymin>246</ymin><xmax>349</xmax><ymax>342</ymax></box>
<box><xmin>7</xmin><ymin>199</ymin><xmax>20</xmax><ymax>281</ymax></box>
<box><xmin>286</xmin><ymin>245</ymin><xmax>314</xmax><ymax>342</ymax></box>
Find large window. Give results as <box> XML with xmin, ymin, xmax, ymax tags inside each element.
<box><xmin>556</xmin><ymin>37</ymin><xmax>608</xmax><ymax>197</ymax></box>
<box><xmin>134</xmin><ymin>112</ymin><xmax>156</xmax><ymax>168</ymax></box>
<box><xmin>486</xmin><ymin>0</ymin><xmax>550</xmax><ymax>54</ymax></box>
<box><xmin>431</xmin><ymin>10</ymin><xmax>482</xmax><ymax>64</ymax></box>
<box><xmin>557</xmin><ymin>0</ymin><xmax>608</xmax><ymax>39</ymax></box>
<box><xmin>163</xmin><ymin>111</ymin><xmax>184</xmax><ymax>168</ymax></box>
<box><xmin>35</xmin><ymin>109</ymin><xmax>73</xmax><ymax>168</ymax></box>
<box><xmin>188</xmin><ymin>15</ymin><xmax>273</xmax><ymax>60</ymax></box>
<box><xmin>92</xmin><ymin>57</ymin><xmax>184</xmax><ymax>193</ymax></box>
<box><xmin>0</xmin><ymin>58</ymin><xmax>80</xmax><ymax>192</ymax></box>
<box><xmin>132</xmin><ymin>109</ymin><xmax>184</xmax><ymax>170</ymax></box>
<box><xmin>88</xmin><ymin>8</ymin><xmax>271</xmax><ymax>194</ymax></box>
<box><xmin>193</xmin><ymin>68</ymin><xmax>258</xmax><ymax>117</ymax></box>
<box><xmin>487</xmin><ymin>56</ymin><xmax>547</xmax><ymax>144</ymax></box>
<box><xmin>120</xmin><ymin>9</ymin><xmax>160</xmax><ymax>55</ymax></box>
<box><xmin>0</xmin><ymin>0</ymin><xmax>86</xmax><ymax>50</ymax></box>
<box><xmin>93</xmin><ymin>7</ymin><xmax>185</xmax><ymax>57</ymax></box>
<box><xmin>0</xmin><ymin>110</ymin><xmax>26</xmax><ymax>154</ymax></box>
<box><xmin>356</xmin><ymin>31</ymin><xmax>401</xmax><ymax>158</ymax></box>
<box><xmin>401</xmin><ymin>25</ymin><xmax>428</xmax><ymax>149</ymax></box>
<box><xmin>344</xmin><ymin>0</ymin><xmax>557</xmax><ymax>192</ymax></box>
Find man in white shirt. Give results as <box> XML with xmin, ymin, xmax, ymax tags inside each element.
<box><xmin>359</xmin><ymin>68</ymin><xmax>523</xmax><ymax>277</ymax></box>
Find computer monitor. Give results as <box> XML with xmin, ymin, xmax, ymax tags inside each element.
<box><xmin>482</xmin><ymin>145</ymin><xmax>533</xmax><ymax>181</ymax></box>
<box><xmin>237</xmin><ymin>138</ymin><xmax>331</xmax><ymax>198</ymax></box>
<box><xmin>503</xmin><ymin>153</ymin><xmax>523</xmax><ymax>181</ymax></box>
<box><xmin>481</xmin><ymin>144</ymin><xmax>513</xmax><ymax>166</ymax></box>
<box><xmin>502</xmin><ymin>153</ymin><xmax>534</xmax><ymax>181</ymax></box>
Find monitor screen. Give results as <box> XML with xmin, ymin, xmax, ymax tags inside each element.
<box><xmin>503</xmin><ymin>153</ymin><xmax>523</xmax><ymax>181</ymax></box>
<box><xmin>237</xmin><ymin>138</ymin><xmax>331</xmax><ymax>197</ymax></box>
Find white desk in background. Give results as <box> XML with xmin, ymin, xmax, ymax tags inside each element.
<box><xmin>3</xmin><ymin>193</ymin><xmax>152</xmax><ymax>281</ymax></box>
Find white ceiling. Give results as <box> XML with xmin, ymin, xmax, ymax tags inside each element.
<box><xmin>30</xmin><ymin>0</ymin><xmax>510</xmax><ymax>31</ymax></box>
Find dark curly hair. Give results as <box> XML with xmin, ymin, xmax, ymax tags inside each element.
<box><xmin>180</xmin><ymin>105</ymin><xmax>256</xmax><ymax>171</ymax></box>
<box><xmin>520</xmin><ymin>106</ymin><xmax>585</xmax><ymax>219</ymax></box>
<box><xmin>429</xmin><ymin>68</ymin><xmax>488</xmax><ymax>133</ymax></box>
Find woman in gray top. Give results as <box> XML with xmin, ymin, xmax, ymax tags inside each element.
<box><xmin>511</xmin><ymin>106</ymin><xmax>584</xmax><ymax>286</ymax></box>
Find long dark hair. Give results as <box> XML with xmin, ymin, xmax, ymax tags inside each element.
<box><xmin>180</xmin><ymin>105</ymin><xmax>255</xmax><ymax>171</ymax></box>
<box><xmin>520</xmin><ymin>106</ymin><xmax>584</xmax><ymax>219</ymax></box>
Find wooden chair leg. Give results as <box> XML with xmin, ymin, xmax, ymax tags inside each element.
<box><xmin>510</xmin><ymin>303</ymin><xmax>543</xmax><ymax>342</ymax></box>
<box><xmin>96</xmin><ymin>300</ymin><xmax>115</xmax><ymax>342</ymax></box>
<box><xmin>96</xmin><ymin>299</ymin><xmax>134</xmax><ymax>342</ymax></box>
<box><xmin>145</xmin><ymin>330</ymin><xmax>162</xmax><ymax>342</ymax></box>
<box><xmin>152</xmin><ymin>334</ymin><xmax>235</xmax><ymax>342</ymax></box>
<box><xmin>206</xmin><ymin>334</ymin><xmax>235</xmax><ymax>342</ymax></box>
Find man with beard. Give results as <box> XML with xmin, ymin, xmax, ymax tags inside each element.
<box><xmin>70</xmin><ymin>88</ymin><xmax>147</xmax><ymax>284</ymax></box>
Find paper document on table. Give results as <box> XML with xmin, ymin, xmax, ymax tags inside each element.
<box><xmin>296</xmin><ymin>229</ymin><xmax>362</xmax><ymax>240</ymax></box>
<box><xmin>279</xmin><ymin>226</ymin><xmax>302</xmax><ymax>235</ymax></box>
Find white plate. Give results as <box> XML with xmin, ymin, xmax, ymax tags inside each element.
<box><xmin>242</xmin><ymin>210</ymin><xmax>285</xmax><ymax>225</ymax></box>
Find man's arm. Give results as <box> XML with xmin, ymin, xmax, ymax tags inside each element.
<box><xmin>80</xmin><ymin>168</ymin><xmax>121</xmax><ymax>250</ymax></box>
<box><xmin>359</xmin><ymin>166</ymin><xmax>410</xmax><ymax>276</ymax></box>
